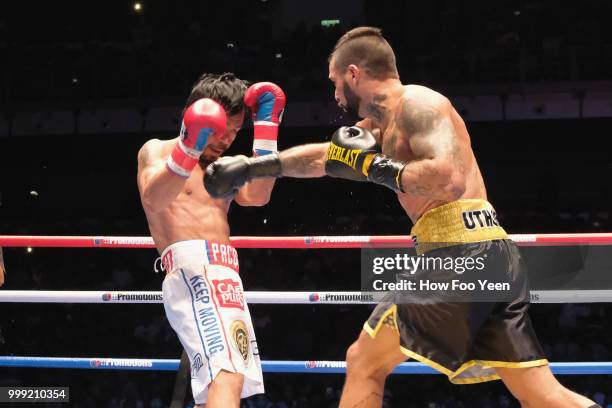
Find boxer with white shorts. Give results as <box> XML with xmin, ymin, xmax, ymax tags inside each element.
<box><xmin>161</xmin><ymin>240</ymin><xmax>263</xmax><ymax>402</ymax></box>
<box><xmin>137</xmin><ymin>73</ymin><xmax>285</xmax><ymax>407</ymax></box>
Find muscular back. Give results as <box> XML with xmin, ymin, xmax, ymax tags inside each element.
<box><xmin>364</xmin><ymin>85</ymin><xmax>487</xmax><ymax>221</ymax></box>
<box><xmin>137</xmin><ymin>139</ymin><xmax>232</xmax><ymax>252</ymax></box>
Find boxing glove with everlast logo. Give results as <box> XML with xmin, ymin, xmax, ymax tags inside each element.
<box><xmin>325</xmin><ymin>126</ymin><xmax>406</xmax><ymax>192</ymax></box>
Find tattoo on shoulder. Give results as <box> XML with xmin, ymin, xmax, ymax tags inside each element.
<box><xmin>366</xmin><ymin>93</ymin><xmax>388</xmax><ymax>123</ymax></box>
<box><xmin>398</xmin><ymin>98</ymin><xmax>441</xmax><ymax>135</ymax></box>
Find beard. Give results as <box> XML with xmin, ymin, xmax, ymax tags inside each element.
<box><xmin>341</xmin><ymin>79</ymin><xmax>362</xmax><ymax>120</ymax></box>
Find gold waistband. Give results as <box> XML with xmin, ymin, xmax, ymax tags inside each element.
<box><xmin>411</xmin><ymin>199</ymin><xmax>507</xmax><ymax>253</ymax></box>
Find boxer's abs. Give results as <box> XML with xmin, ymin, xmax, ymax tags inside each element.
<box><xmin>146</xmin><ymin>204</ymin><xmax>231</xmax><ymax>252</ymax></box>
<box><xmin>145</xmin><ymin>174</ymin><xmax>232</xmax><ymax>252</ymax></box>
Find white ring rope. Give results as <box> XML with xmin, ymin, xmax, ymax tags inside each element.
<box><xmin>1</xmin><ymin>290</ymin><xmax>611</xmax><ymax>304</ymax></box>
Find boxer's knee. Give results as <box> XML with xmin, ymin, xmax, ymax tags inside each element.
<box><xmin>345</xmin><ymin>341</ymin><xmax>361</xmax><ymax>372</ymax></box>
<box><xmin>205</xmin><ymin>370</ymin><xmax>244</xmax><ymax>407</ymax></box>
<box><xmin>345</xmin><ymin>339</ymin><xmax>394</xmax><ymax>384</ymax></box>
<box><xmin>212</xmin><ymin>369</ymin><xmax>244</xmax><ymax>393</ymax></box>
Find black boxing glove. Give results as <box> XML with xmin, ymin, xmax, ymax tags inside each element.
<box><xmin>325</xmin><ymin>126</ymin><xmax>380</xmax><ymax>181</ymax></box>
<box><xmin>325</xmin><ymin>126</ymin><xmax>406</xmax><ymax>192</ymax></box>
<box><xmin>204</xmin><ymin>153</ymin><xmax>282</xmax><ymax>198</ymax></box>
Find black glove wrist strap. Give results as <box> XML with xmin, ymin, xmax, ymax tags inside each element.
<box><xmin>248</xmin><ymin>153</ymin><xmax>283</xmax><ymax>178</ymax></box>
<box><xmin>366</xmin><ymin>154</ymin><xmax>406</xmax><ymax>193</ymax></box>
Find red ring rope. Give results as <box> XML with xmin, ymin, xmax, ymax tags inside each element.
<box><xmin>0</xmin><ymin>233</ymin><xmax>611</xmax><ymax>249</ymax></box>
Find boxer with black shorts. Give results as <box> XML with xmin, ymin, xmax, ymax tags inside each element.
<box><xmin>204</xmin><ymin>28</ymin><xmax>599</xmax><ymax>408</ymax></box>
<box><xmin>137</xmin><ymin>73</ymin><xmax>285</xmax><ymax>407</ymax></box>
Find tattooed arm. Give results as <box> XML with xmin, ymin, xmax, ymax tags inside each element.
<box><xmin>272</xmin><ymin>116</ymin><xmax>379</xmax><ymax>179</ymax></box>
<box><xmin>278</xmin><ymin>142</ymin><xmax>329</xmax><ymax>178</ymax></box>
<box><xmin>396</xmin><ymin>89</ymin><xmax>466</xmax><ymax>200</ymax></box>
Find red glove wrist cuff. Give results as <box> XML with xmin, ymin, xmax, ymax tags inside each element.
<box><xmin>167</xmin><ymin>141</ymin><xmax>199</xmax><ymax>177</ymax></box>
<box><xmin>253</xmin><ymin>122</ymin><xmax>278</xmax><ymax>155</ymax></box>
<box><xmin>253</xmin><ymin>121</ymin><xmax>279</xmax><ymax>141</ymax></box>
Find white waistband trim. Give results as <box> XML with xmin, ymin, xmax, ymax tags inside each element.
<box><xmin>161</xmin><ymin>240</ymin><xmax>239</xmax><ymax>273</ymax></box>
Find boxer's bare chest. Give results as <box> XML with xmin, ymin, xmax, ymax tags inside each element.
<box><xmin>181</xmin><ymin>166</ymin><xmax>229</xmax><ymax>211</ymax></box>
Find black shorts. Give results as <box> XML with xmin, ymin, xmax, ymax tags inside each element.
<box><xmin>364</xmin><ymin>239</ymin><xmax>548</xmax><ymax>384</ymax></box>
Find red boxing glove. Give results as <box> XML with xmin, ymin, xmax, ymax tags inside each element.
<box><xmin>167</xmin><ymin>98</ymin><xmax>227</xmax><ymax>177</ymax></box>
<box><xmin>244</xmin><ymin>82</ymin><xmax>286</xmax><ymax>155</ymax></box>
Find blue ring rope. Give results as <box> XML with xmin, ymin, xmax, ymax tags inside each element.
<box><xmin>0</xmin><ymin>356</ymin><xmax>610</xmax><ymax>375</ymax></box>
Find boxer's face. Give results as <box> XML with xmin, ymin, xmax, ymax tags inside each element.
<box><xmin>200</xmin><ymin>110</ymin><xmax>245</xmax><ymax>167</ymax></box>
<box><xmin>329</xmin><ymin>60</ymin><xmax>362</xmax><ymax>118</ymax></box>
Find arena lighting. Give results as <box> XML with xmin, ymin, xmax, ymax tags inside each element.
<box><xmin>321</xmin><ymin>19</ymin><xmax>340</xmax><ymax>27</ymax></box>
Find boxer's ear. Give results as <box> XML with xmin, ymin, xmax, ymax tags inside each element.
<box><xmin>347</xmin><ymin>64</ymin><xmax>360</xmax><ymax>84</ymax></box>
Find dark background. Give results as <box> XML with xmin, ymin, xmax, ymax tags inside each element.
<box><xmin>1</xmin><ymin>0</ymin><xmax>612</xmax><ymax>407</ymax></box>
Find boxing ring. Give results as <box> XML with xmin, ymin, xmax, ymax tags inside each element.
<box><xmin>1</xmin><ymin>233</ymin><xmax>612</xmax><ymax>378</ymax></box>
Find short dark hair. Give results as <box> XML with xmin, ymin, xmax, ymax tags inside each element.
<box><xmin>329</xmin><ymin>27</ymin><xmax>399</xmax><ymax>80</ymax></box>
<box><xmin>184</xmin><ymin>72</ymin><xmax>249</xmax><ymax>116</ymax></box>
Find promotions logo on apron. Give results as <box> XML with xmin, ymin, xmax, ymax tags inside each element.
<box><xmin>230</xmin><ymin>320</ymin><xmax>250</xmax><ymax>366</ymax></box>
